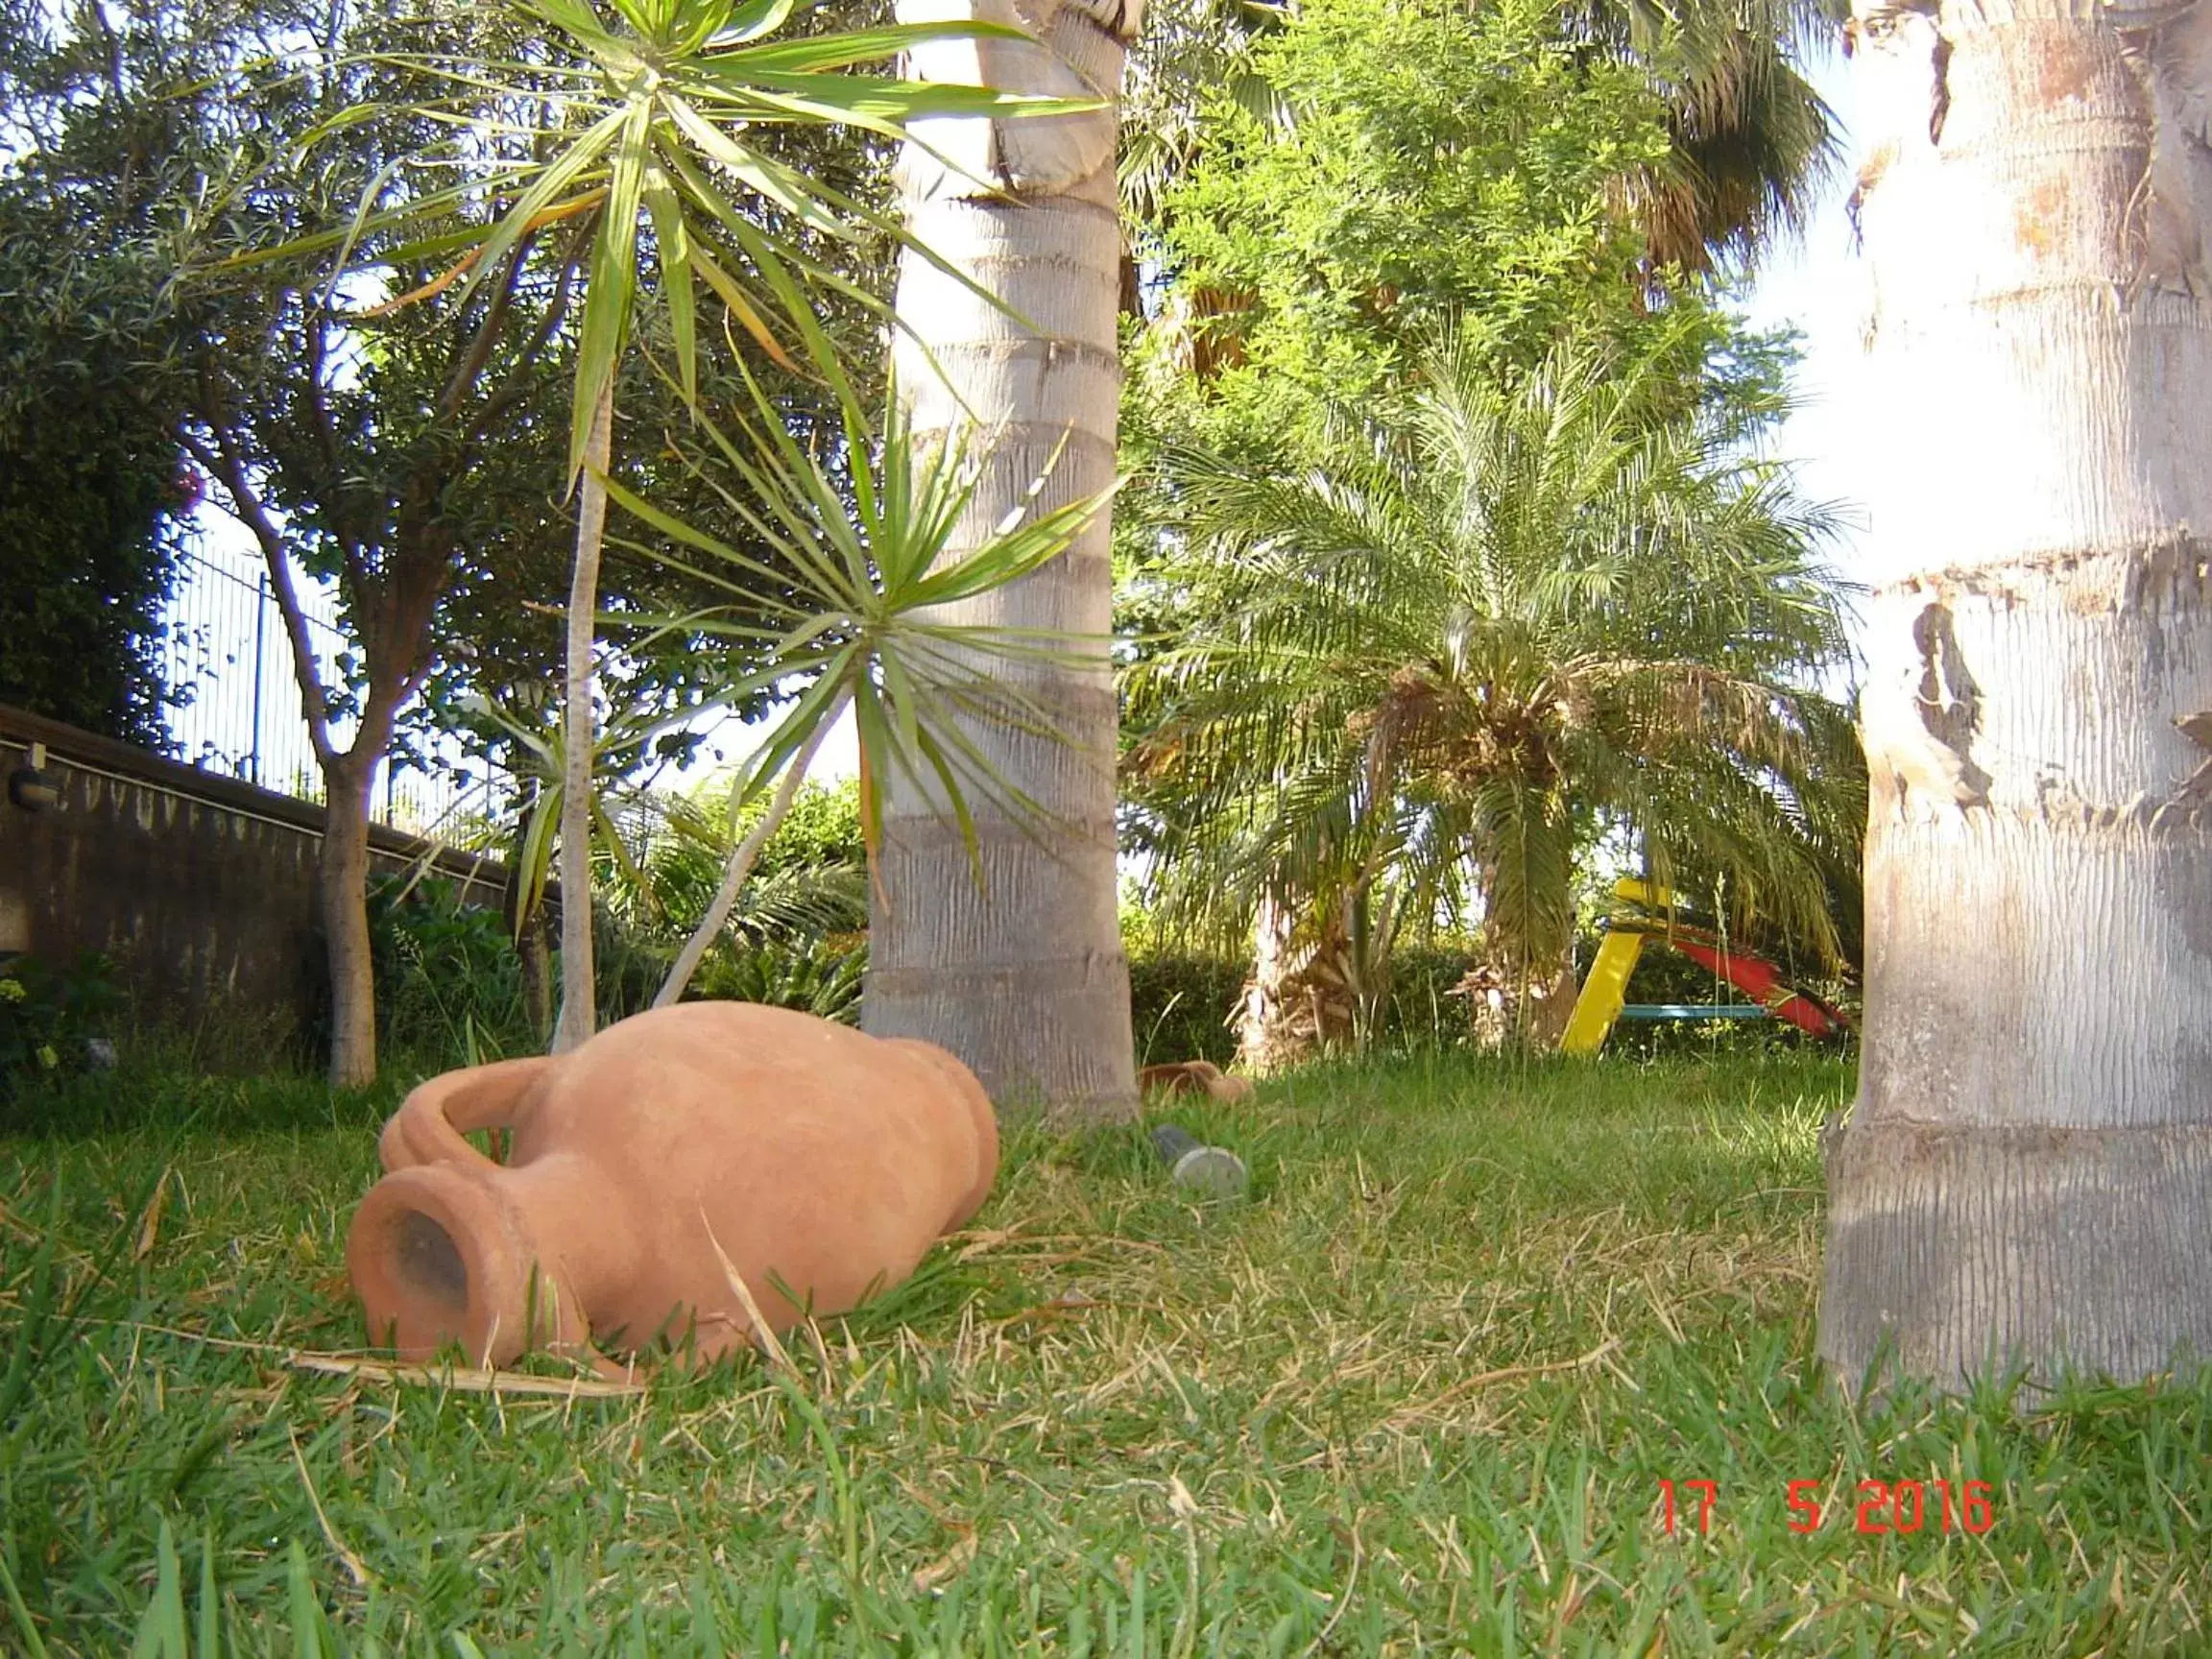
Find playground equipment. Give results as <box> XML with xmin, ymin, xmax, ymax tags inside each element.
<box><xmin>1560</xmin><ymin>879</ymin><xmax>1844</xmax><ymax>1056</ymax></box>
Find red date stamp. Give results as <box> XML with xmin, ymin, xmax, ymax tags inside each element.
<box><xmin>1658</xmin><ymin>1478</ymin><xmax>1997</xmax><ymax>1535</ymax></box>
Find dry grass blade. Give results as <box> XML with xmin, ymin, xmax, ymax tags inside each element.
<box><xmin>287</xmin><ymin>1423</ymin><xmax>372</xmax><ymax>1589</ymax></box>
<box><xmin>285</xmin><ymin>1353</ymin><xmax>645</xmax><ymax>1398</ymax></box>
<box><xmin>1169</xmin><ymin>1476</ymin><xmax>1202</xmax><ymax>1659</ymax></box>
<box><xmin>909</xmin><ymin>1528</ymin><xmax>977</xmax><ymax>1593</ymax></box>
<box><xmin>133</xmin><ymin>1167</ymin><xmax>170</xmax><ymax>1262</ymax></box>
<box><xmin>1384</xmin><ymin>1336</ymin><xmax>1623</xmax><ymax>1430</ymax></box>
<box><xmin>699</xmin><ymin>1209</ymin><xmax>800</xmax><ymax>1377</ymax></box>
<box><xmin>992</xmin><ymin>1290</ymin><xmax>1107</xmax><ymax>1333</ymax></box>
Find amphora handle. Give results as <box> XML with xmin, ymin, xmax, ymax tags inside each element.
<box><xmin>378</xmin><ymin>1056</ymin><xmax>553</xmax><ymax>1175</ymax></box>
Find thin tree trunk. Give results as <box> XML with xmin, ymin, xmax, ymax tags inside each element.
<box><xmin>1819</xmin><ymin>0</ymin><xmax>2212</xmax><ymax>1387</ymax></box>
<box><xmin>655</xmin><ymin>699</ymin><xmax>844</xmax><ymax>1008</ymax></box>
<box><xmin>504</xmin><ymin>783</ymin><xmax>552</xmax><ymax>1045</ymax></box>
<box><xmin>320</xmin><ymin>755</ymin><xmax>378</xmax><ymax>1089</ymax></box>
<box><xmin>554</xmin><ymin>387</ymin><xmax>613</xmax><ymax>1053</ymax></box>
<box><xmin>1237</xmin><ymin>892</ymin><xmax>1307</xmax><ymax>1073</ymax></box>
<box><xmin>864</xmin><ymin>0</ymin><xmax>1142</xmax><ymax>1116</ymax></box>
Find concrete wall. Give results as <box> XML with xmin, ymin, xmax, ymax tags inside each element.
<box><xmin>0</xmin><ymin>703</ymin><xmax>505</xmax><ymax>1035</ymax></box>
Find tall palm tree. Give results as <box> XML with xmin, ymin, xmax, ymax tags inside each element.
<box><xmin>1588</xmin><ymin>0</ymin><xmax>1842</xmax><ymax>273</ymax></box>
<box><xmin>1818</xmin><ymin>0</ymin><xmax>2212</xmax><ymax>1387</ymax></box>
<box><xmin>862</xmin><ymin>0</ymin><xmax>1143</xmax><ymax>1115</ymax></box>
<box><xmin>1125</xmin><ymin>325</ymin><xmax>1860</xmax><ymax>1056</ymax></box>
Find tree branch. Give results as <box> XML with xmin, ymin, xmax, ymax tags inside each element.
<box><xmin>176</xmin><ymin>419</ymin><xmax>341</xmax><ymax>768</ymax></box>
<box><xmin>299</xmin><ymin>306</ymin><xmax>371</xmax><ymax>601</ymax></box>
<box><xmin>439</xmin><ymin>230</ymin><xmax>539</xmax><ymax>421</ymax></box>
<box><xmin>465</xmin><ymin>239</ymin><xmax>583</xmax><ymax>445</ymax></box>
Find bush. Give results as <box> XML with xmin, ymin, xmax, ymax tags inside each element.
<box><xmin>0</xmin><ymin>951</ymin><xmax>122</xmax><ymax>1098</ymax></box>
<box><xmin>690</xmin><ymin>937</ymin><xmax>867</xmax><ymax>1023</ymax></box>
<box><xmin>367</xmin><ymin>876</ymin><xmax>534</xmax><ymax>1063</ymax></box>
<box><xmin>1127</xmin><ymin>953</ymin><xmax>1247</xmax><ymax>1067</ymax></box>
<box><xmin>1124</xmin><ymin>945</ymin><xmax>1493</xmax><ymax>1067</ymax></box>
<box><xmin>589</xmin><ymin>905</ymin><xmax>675</xmax><ymax>1028</ymax></box>
<box><xmin>1380</xmin><ymin>945</ymin><xmax>1485</xmax><ymax>1048</ymax></box>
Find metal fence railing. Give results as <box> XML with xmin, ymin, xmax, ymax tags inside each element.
<box><xmin>159</xmin><ymin>531</ymin><xmax>510</xmax><ymax>846</ymax></box>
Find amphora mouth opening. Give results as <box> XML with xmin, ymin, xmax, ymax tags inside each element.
<box><xmin>346</xmin><ymin>1163</ymin><xmax>576</xmax><ymax>1366</ymax></box>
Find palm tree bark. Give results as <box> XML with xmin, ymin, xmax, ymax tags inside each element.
<box><xmin>1819</xmin><ymin>0</ymin><xmax>2212</xmax><ymax>1386</ymax></box>
<box><xmin>864</xmin><ymin>0</ymin><xmax>1142</xmax><ymax>1115</ymax></box>
<box><xmin>1237</xmin><ymin>893</ymin><xmax>1312</xmax><ymax>1072</ymax></box>
<box><xmin>554</xmin><ymin>386</ymin><xmax>613</xmax><ymax>1053</ymax></box>
<box><xmin>1236</xmin><ymin>890</ymin><xmax>1358</xmax><ymax>1070</ymax></box>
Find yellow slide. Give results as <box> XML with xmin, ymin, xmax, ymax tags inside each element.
<box><xmin>1559</xmin><ymin>879</ymin><xmax>1669</xmax><ymax>1056</ymax></box>
<box><xmin>1561</xmin><ymin>927</ymin><xmax>1647</xmax><ymax>1055</ymax></box>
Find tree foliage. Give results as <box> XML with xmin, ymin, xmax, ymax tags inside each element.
<box><xmin>1124</xmin><ymin>325</ymin><xmax>1862</xmax><ymax>1040</ymax></box>
<box><xmin>0</xmin><ymin>286</ymin><xmax>187</xmax><ymax>747</ymax></box>
<box><xmin>0</xmin><ymin>21</ymin><xmax>189</xmax><ymax>745</ymax></box>
<box><xmin>1130</xmin><ymin>0</ymin><xmax>1674</xmax><ymax>452</ymax></box>
<box><xmin>0</xmin><ymin>0</ymin><xmax>916</xmax><ymax>1078</ymax></box>
<box><xmin>1584</xmin><ymin>0</ymin><xmax>1840</xmax><ymax>274</ymax></box>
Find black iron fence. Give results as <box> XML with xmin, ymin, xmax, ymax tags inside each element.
<box><xmin>159</xmin><ymin>537</ymin><xmax>510</xmax><ymax>843</ymax></box>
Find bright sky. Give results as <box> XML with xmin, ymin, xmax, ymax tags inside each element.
<box><xmin>1738</xmin><ymin>41</ymin><xmax>1873</xmax><ymax>572</ymax></box>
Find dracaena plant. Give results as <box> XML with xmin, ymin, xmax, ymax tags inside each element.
<box><xmin>349</xmin><ymin>0</ymin><xmax>1094</xmax><ymax>1047</ymax></box>
<box><xmin>605</xmin><ymin>310</ymin><xmax>1114</xmax><ymax>1008</ymax></box>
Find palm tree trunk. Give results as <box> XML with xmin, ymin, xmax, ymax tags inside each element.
<box><xmin>1819</xmin><ymin>0</ymin><xmax>2212</xmax><ymax>1387</ymax></box>
<box><xmin>1476</xmin><ymin>793</ymin><xmax>1578</xmax><ymax>1051</ymax></box>
<box><xmin>1237</xmin><ymin>892</ymin><xmax>1310</xmax><ymax>1072</ymax></box>
<box><xmin>863</xmin><ymin>0</ymin><xmax>1142</xmax><ymax>1115</ymax></box>
<box><xmin>553</xmin><ymin>386</ymin><xmax>613</xmax><ymax>1053</ymax></box>
<box><xmin>1470</xmin><ymin>928</ymin><xmax>1576</xmax><ymax>1053</ymax></box>
<box><xmin>1237</xmin><ymin>888</ymin><xmax>1360</xmax><ymax>1070</ymax></box>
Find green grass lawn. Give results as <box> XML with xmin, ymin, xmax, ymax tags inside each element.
<box><xmin>3</xmin><ymin>1051</ymin><xmax>2208</xmax><ymax>1655</ymax></box>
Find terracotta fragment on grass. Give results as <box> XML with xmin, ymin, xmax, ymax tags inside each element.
<box><xmin>1136</xmin><ymin>1059</ymin><xmax>1256</xmax><ymax>1105</ymax></box>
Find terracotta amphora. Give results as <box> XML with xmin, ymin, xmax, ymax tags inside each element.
<box><xmin>345</xmin><ymin>1002</ymin><xmax>998</xmax><ymax>1367</ymax></box>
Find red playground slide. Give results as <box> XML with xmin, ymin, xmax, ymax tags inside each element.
<box><xmin>1669</xmin><ymin>939</ymin><xmax>1841</xmax><ymax>1039</ymax></box>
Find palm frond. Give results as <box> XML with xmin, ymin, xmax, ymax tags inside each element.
<box><xmin>1121</xmin><ymin>317</ymin><xmax>1860</xmax><ymax>1011</ymax></box>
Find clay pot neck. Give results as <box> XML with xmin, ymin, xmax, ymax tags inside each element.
<box><xmin>350</xmin><ymin>1152</ymin><xmax>638</xmax><ymax>1367</ymax></box>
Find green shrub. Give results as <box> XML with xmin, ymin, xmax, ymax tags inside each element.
<box><xmin>691</xmin><ymin>937</ymin><xmax>867</xmax><ymax>1023</ymax></box>
<box><xmin>0</xmin><ymin>951</ymin><xmax>122</xmax><ymax>1098</ymax></box>
<box><xmin>590</xmin><ymin>904</ymin><xmax>675</xmax><ymax>1027</ymax></box>
<box><xmin>367</xmin><ymin>876</ymin><xmax>685</xmax><ymax>1068</ymax></box>
<box><xmin>367</xmin><ymin>875</ymin><xmax>533</xmax><ymax>1063</ymax></box>
<box><xmin>1379</xmin><ymin>945</ymin><xmax>1484</xmax><ymax>1048</ymax></box>
<box><xmin>1126</xmin><ymin>952</ymin><xmax>1245</xmax><ymax>1067</ymax></box>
